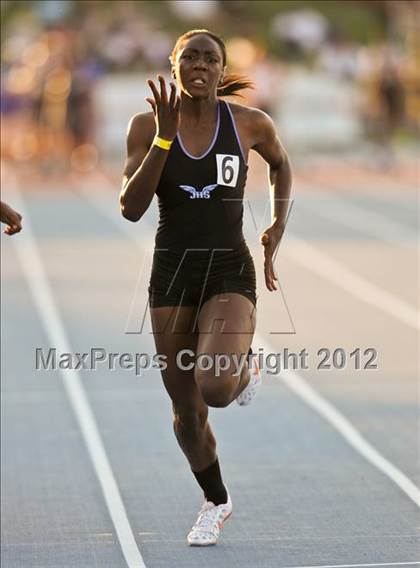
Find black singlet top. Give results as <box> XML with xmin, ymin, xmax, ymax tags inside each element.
<box><xmin>154</xmin><ymin>100</ymin><xmax>248</xmax><ymax>252</ymax></box>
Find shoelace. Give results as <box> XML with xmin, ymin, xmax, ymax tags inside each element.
<box><xmin>192</xmin><ymin>502</ymin><xmax>221</xmax><ymax>534</ymax></box>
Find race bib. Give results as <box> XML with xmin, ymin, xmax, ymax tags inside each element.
<box><xmin>216</xmin><ymin>154</ymin><xmax>239</xmax><ymax>188</ymax></box>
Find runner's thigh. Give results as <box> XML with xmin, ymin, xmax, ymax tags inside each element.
<box><xmin>197</xmin><ymin>292</ymin><xmax>256</xmax><ymax>362</ymax></box>
<box><xmin>150</xmin><ymin>305</ymin><xmax>204</xmax><ymax>409</ymax></box>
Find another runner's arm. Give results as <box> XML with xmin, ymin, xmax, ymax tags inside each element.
<box><xmin>1</xmin><ymin>200</ymin><xmax>22</xmax><ymax>235</ymax></box>
<box><xmin>251</xmin><ymin>110</ymin><xmax>292</xmax><ymax>234</ymax></box>
<box><xmin>119</xmin><ymin>113</ymin><xmax>169</xmax><ymax>222</ymax></box>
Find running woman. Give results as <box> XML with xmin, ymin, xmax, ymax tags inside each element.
<box><xmin>120</xmin><ymin>29</ymin><xmax>291</xmax><ymax>546</ymax></box>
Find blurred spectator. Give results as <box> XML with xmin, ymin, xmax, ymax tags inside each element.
<box><xmin>271</xmin><ymin>9</ymin><xmax>329</xmax><ymax>60</ymax></box>
<box><xmin>169</xmin><ymin>0</ymin><xmax>219</xmax><ymax>21</ymax></box>
<box><xmin>378</xmin><ymin>58</ymin><xmax>406</xmax><ymax>137</ymax></box>
<box><xmin>374</xmin><ymin>52</ymin><xmax>406</xmax><ymax>166</ymax></box>
<box><xmin>318</xmin><ymin>36</ymin><xmax>360</xmax><ymax>81</ymax></box>
<box><xmin>248</xmin><ymin>55</ymin><xmax>283</xmax><ymax>117</ymax></box>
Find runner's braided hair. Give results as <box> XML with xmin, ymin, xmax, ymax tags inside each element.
<box><xmin>170</xmin><ymin>29</ymin><xmax>254</xmax><ymax>98</ymax></box>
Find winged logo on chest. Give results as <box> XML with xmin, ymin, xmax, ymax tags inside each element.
<box><xmin>179</xmin><ymin>184</ymin><xmax>218</xmax><ymax>199</ymax></box>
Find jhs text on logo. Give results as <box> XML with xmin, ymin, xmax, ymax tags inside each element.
<box><xmin>179</xmin><ymin>184</ymin><xmax>218</xmax><ymax>199</ymax></box>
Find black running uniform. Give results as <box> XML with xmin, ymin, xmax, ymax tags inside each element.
<box><xmin>148</xmin><ymin>99</ymin><xmax>257</xmax><ymax>309</ymax></box>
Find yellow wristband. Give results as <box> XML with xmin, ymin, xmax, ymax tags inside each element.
<box><xmin>153</xmin><ymin>135</ymin><xmax>173</xmax><ymax>151</ymax></box>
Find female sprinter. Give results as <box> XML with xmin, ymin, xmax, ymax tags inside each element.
<box><xmin>120</xmin><ymin>29</ymin><xmax>291</xmax><ymax>546</ymax></box>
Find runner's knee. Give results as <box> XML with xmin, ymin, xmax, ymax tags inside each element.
<box><xmin>194</xmin><ymin>363</ymin><xmax>239</xmax><ymax>407</ymax></box>
<box><xmin>196</xmin><ymin>379</ymin><xmax>232</xmax><ymax>408</ymax></box>
<box><xmin>172</xmin><ymin>404</ymin><xmax>208</xmax><ymax>435</ymax></box>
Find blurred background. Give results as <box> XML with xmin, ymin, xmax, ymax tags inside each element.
<box><xmin>1</xmin><ymin>0</ymin><xmax>419</xmax><ymax>180</ymax></box>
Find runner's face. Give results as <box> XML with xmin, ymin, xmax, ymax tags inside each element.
<box><xmin>173</xmin><ymin>35</ymin><xmax>225</xmax><ymax>99</ymax></box>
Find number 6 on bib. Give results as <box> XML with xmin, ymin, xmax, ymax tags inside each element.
<box><xmin>216</xmin><ymin>154</ymin><xmax>239</xmax><ymax>188</ymax></box>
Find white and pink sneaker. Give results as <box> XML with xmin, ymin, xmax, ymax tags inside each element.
<box><xmin>187</xmin><ymin>493</ymin><xmax>232</xmax><ymax>546</ymax></box>
<box><xmin>236</xmin><ymin>350</ymin><xmax>262</xmax><ymax>406</ymax></box>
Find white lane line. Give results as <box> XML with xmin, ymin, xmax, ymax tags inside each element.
<box><xmin>256</xmin><ymin>337</ymin><xmax>420</xmax><ymax>508</ymax></box>
<box><xmin>78</xmin><ymin>176</ymin><xmax>420</xmax><ymax>508</ymax></box>
<box><xmin>292</xmin><ymin>561</ymin><xmax>420</xmax><ymax>568</ymax></box>
<box><xmin>9</xmin><ymin>183</ymin><xmax>146</xmax><ymax>567</ymax></box>
<box><xmin>283</xmin><ymin>238</ymin><xmax>419</xmax><ymax>331</ymax></box>
<box><xmin>297</xmin><ymin>185</ymin><xmax>418</xmax><ymax>249</ymax></box>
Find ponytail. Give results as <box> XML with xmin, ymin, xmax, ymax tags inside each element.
<box><xmin>217</xmin><ymin>73</ymin><xmax>254</xmax><ymax>98</ymax></box>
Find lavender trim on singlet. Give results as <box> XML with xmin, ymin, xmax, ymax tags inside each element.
<box><xmin>226</xmin><ymin>102</ymin><xmax>247</xmax><ymax>164</ymax></box>
<box><xmin>176</xmin><ymin>101</ymin><xmax>221</xmax><ymax>160</ymax></box>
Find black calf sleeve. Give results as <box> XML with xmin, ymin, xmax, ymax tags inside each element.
<box><xmin>192</xmin><ymin>457</ymin><xmax>228</xmax><ymax>505</ymax></box>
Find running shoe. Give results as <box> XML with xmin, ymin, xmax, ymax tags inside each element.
<box><xmin>187</xmin><ymin>492</ymin><xmax>232</xmax><ymax>546</ymax></box>
<box><xmin>236</xmin><ymin>348</ymin><xmax>262</xmax><ymax>406</ymax></box>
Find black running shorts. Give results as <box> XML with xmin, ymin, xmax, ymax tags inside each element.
<box><xmin>148</xmin><ymin>242</ymin><xmax>257</xmax><ymax>309</ymax></box>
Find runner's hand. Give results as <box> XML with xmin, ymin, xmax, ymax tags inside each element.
<box><xmin>146</xmin><ymin>75</ymin><xmax>181</xmax><ymax>141</ymax></box>
<box><xmin>260</xmin><ymin>226</ymin><xmax>282</xmax><ymax>291</ymax></box>
<box><xmin>1</xmin><ymin>201</ymin><xmax>22</xmax><ymax>236</ymax></box>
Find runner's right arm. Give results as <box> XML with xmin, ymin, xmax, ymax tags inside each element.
<box><xmin>120</xmin><ymin>77</ymin><xmax>180</xmax><ymax>222</ymax></box>
<box><xmin>120</xmin><ymin>113</ymin><xmax>168</xmax><ymax>222</ymax></box>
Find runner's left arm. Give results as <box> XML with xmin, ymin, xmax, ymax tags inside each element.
<box><xmin>251</xmin><ymin>110</ymin><xmax>292</xmax><ymax>291</ymax></box>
